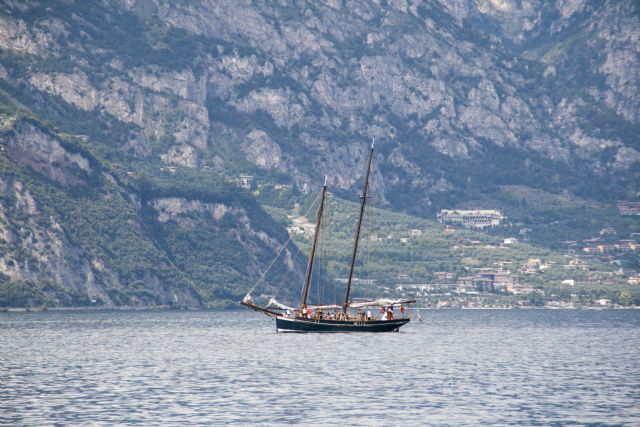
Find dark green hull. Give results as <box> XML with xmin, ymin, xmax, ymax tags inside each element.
<box><xmin>275</xmin><ymin>316</ymin><xmax>409</xmax><ymax>332</ymax></box>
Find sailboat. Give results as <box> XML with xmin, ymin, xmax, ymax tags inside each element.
<box><xmin>241</xmin><ymin>141</ymin><xmax>415</xmax><ymax>332</ymax></box>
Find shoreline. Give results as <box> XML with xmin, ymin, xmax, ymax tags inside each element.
<box><xmin>1</xmin><ymin>305</ymin><xmax>638</xmax><ymax>313</ymax></box>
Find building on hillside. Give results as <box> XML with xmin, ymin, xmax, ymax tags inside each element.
<box><xmin>289</xmin><ymin>216</ymin><xmax>315</xmax><ymax>237</ymax></box>
<box><xmin>437</xmin><ymin>209</ymin><xmax>503</xmax><ymax>229</ymax></box>
<box><xmin>334</xmin><ymin>277</ymin><xmax>377</xmax><ymax>286</ymax></box>
<box><xmin>456</xmin><ymin>276</ymin><xmax>475</xmax><ymax>286</ymax></box>
<box><xmin>575</xmin><ymin>279</ymin><xmax>601</xmax><ymax>285</ymax></box>
<box><xmin>409</xmin><ymin>229</ymin><xmax>423</xmax><ymax>237</ymax></box>
<box><xmin>503</xmin><ymin>237</ymin><xmax>518</xmax><ymax>245</ymax></box>
<box><xmin>561</xmin><ymin>258</ymin><xmax>590</xmax><ymax>270</ymax></box>
<box><xmin>474</xmin><ymin>276</ymin><xmax>495</xmax><ymax>292</ymax></box>
<box><xmin>396</xmin><ymin>283</ymin><xmax>456</xmax><ymax>296</ymax></box>
<box><xmin>618</xmin><ymin>201</ymin><xmax>640</xmax><ymax>216</ymax></box>
<box><xmin>274</xmin><ymin>184</ymin><xmax>292</xmax><ymax>191</ymax></box>
<box><xmin>506</xmin><ymin>283</ymin><xmax>537</xmax><ymax>294</ymax></box>
<box><xmin>519</xmin><ymin>227</ymin><xmax>532</xmax><ymax>235</ymax></box>
<box><xmin>297</xmin><ymin>181</ymin><xmax>310</xmax><ymax>194</ymax></box>
<box><xmin>583</xmin><ymin>241</ymin><xmax>637</xmax><ymax>255</ymax></box>
<box><xmin>494</xmin><ymin>260</ymin><xmax>514</xmax><ymax>268</ymax></box>
<box><xmin>493</xmin><ymin>270</ymin><xmax>516</xmax><ymax>285</ymax></box>
<box><xmin>287</xmin><ymin>226</ymin><xmax>305</xmax><ymax>235</ymax></box>
<box><xmin>455</xmin><ymin>270</ymin><xmax>520</xmax><ymax>293</ymax></box>
<box><xmin>583</xmin><ymin>237</ymin><xmax>601</xmax><ymax>244</ymax></box>
<box><xmin>599</xmin><ymin>227</ymin><xmax>617</xmax><ymax>236</ymax></box>
<box><xmin>620</xmin><ymin>240</ymin><xmax>638</xmax><ymax>250</ymax></box>
<box><xmin>434</xmin><ymin>271</ymin><xmax>456</xmax><ymax>281</ymax></box>
<box><xmin>238</xmin><ymin>175</ymin><xmax>255</xmax><ymax>190</ymax></box>
<box><xmin>526</xmin><ymin>258</ymin><xmax>543</xmax><ymax>267</ymax></box>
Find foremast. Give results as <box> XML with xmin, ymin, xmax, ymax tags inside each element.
<box><xmin>343</xmin><ymin>139</ymin><xmax>374</xmax><ymax>313</ymax></box>
<box><xmin>299</xmin><ymin>176</ymin><xmax>328</xmax><ymax>310</ymax></box>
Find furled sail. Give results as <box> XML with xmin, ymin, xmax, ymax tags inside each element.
<box><xmin>266</xmin><ymin>298</ymin><xmax>338</xmax><ymax>311</ymax></box>
<box><xmin>349</xmin><ymin>298</ymin><xmax>416</xmax><ymax>309</ymax></box>
<box><xmin>307</xmin><ymin>304</ymin><xmax>341</xmax><ymax>310</ymax></box>
<box><xmin>266</xmin><ymin>298</ymin><xmax>295</xmax><ymax>311</ymax></box>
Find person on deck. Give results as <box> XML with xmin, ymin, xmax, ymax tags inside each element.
<box><xmin>367</xmin><ymin>308</ymin><xmax>372</xmax><ymax>321</ymax></box>
<box><xmin>387</xmin><ymin>305</ymin><xmax>394</xmax><ymax>320</ymax></box>
<box><xmin>380</xmin><ymin>306</ymin><xmax>387</xmax><ymax>320</ymax></box>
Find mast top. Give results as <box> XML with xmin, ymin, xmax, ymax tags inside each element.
<box><xmin>371</xmin><ymin>137</ymin><xmax>375</xmax><ymax>150</ymax></box>
<box><xmin>324</xmin><ymin>175</ymin><xmax>328</xmax><ymax>187</ymax></box>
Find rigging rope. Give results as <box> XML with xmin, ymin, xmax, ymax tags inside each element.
<box><xmin>329</xmin><ymin>199</ymin><xmax>337</xmax><ymax>305</ymax></box>
<box><xmin>364</xmin><ymin>164</ymin><xmax>376</xmax><ymax>301</ymax></box>
<box><xmin>271</xmin><ymin>267</ymin><xmax>290</xmax><ymax>300</ymax></box>
<box><xmin>319</xmin><ymin>193</ymin><xmax>332</xmax><ymax>304</ymax></box>
<box><xmin>245</xmin><ymin>190</ymin><xmax>323</xmax><ymax>297</ymax></box>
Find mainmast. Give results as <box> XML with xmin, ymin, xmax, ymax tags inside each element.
<box><xmin>343</xmin><ymin>139</ymin><xmax>374</xmax><ymax>312</ymax></box>
<box><xmin>299</xmin><ymin>176</ymin><xmax>328</xmax><ymax>309</ymax></box>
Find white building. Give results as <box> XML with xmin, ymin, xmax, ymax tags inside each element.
<box><xmin>437</xmin><ymin>209</ymin><xmax>503</xmax><ymax>229</ymax></box>
<box><xmin>238</xmin><ymin>175</ymin><xmax>255</xmax><ymax>189</ymax></box>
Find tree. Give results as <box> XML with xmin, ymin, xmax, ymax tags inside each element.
<box><xmin>527</xmin><ymin>292</ymin><xmax>545</xmax><ymax>307</ymax></box>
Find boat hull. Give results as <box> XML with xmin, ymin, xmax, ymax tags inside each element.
<box><xmin>275</xmin><ymin>316</ymin><xmax>410</xmax><ymax>332</ymax></box>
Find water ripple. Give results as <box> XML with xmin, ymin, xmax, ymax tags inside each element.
<box><xmin>1</xmin><ymin>309</ymin><xmax>639</xmax><ymax>425</ymax></box>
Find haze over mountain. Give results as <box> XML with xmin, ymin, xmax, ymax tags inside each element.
<box><xmin>0</xmin><ymin>0</ymin><xmax>638</xmax><ymax>307</ymax></box>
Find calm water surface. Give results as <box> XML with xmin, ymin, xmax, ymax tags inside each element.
<box><xmin>1</xmin><ymin>309</ymin><xmax>639</xmax><ymax>426</ymax></box>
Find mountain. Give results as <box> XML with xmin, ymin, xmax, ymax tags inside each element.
<box><xmin>0</xmin><ymin>0</ymin><xmax>638</xmax><ymax>307</ymax></box>
<box><xmin>0</xmin><ymin>101</ymin><xmax>305</xmax><ymax>307</ymax></box>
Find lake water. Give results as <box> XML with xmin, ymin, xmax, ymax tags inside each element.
<box><xmin>1</xmin><ymin>309</ymin><xmax>639</xmax><ymax>426</ymax></box>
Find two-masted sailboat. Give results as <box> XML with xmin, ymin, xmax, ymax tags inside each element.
<box><xmin>241</xmin><ymin>141</ymin><xmax>415</xmax><ymax>332</ymax></box>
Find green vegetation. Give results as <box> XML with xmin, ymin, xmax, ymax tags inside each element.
<box><xmin>0</xmin><ymin>0</ymin><xmax>637</xmax><ymax>308</ymax></box>
<box><xmin>0</xmin><ymin>90</ymin><xmax>302</xmax><ymax>307</ymax></box>
<box><xmin>262</xmin><ymin>192</ymin><xmax>636</xmax><ymax>306</ymax></box>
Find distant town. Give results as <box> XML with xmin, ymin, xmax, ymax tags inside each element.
<box><xmin>280</xmin><ymin>192</ymin><xmax>639</xmax><ymax>309</ymax></box>
<box><xmin>235</xmin><ymin>173</ymin><xmax>638</xmax><ymax>308</ymax></box>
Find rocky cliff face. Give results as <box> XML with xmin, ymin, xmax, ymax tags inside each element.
<box><xmin>0</xmin><ymin>0</ymin><xmax>637</xmax><ymax>306</ymax></box>
<box><xmin>0</xmin><ymin>115</ymin><xmax>303</xmax><ymax>307</ymax></box>
<box><xmin>0</xmin><ymin>123</ymin><xmax>201</xmax><ymax>307</ymax></box>
<box><xmin>114</xmin><ymin>0</ymin><xmax>637</xmax><ymax>199</ymax></box>
<box><xmin>0</xmin><ymin>175</ymin><xmax>203</xmax><ymax>307</ymax></box>
<box><xmin>2</xmin><ymin>1</ymin><xmax>636</xmax><ymax>194</ymax></box>
<box><xmin>6</xmin><ymin>120</ymin><xmax>92</xmax><ymax>186</ymax></box>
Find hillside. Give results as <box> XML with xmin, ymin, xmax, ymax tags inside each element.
<box><xmin>0</xmin><ymin>92</ymin><xmax>304</xmax><ymax>307</ymax></box>
<box><xmin>262</xmin><ymin>191</ymin><xmax>638</xmax><ymax>307</ymax></box>
<box><xmin>0</xmin><ymin>0</ymin><xmax>638</xmax><ymax>307</ymax></box>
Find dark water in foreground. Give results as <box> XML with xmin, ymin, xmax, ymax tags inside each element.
<box><xmin>1</xmin><ymin>309</ymin><xmax>639</xmax><ymax>426</ymax></box>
